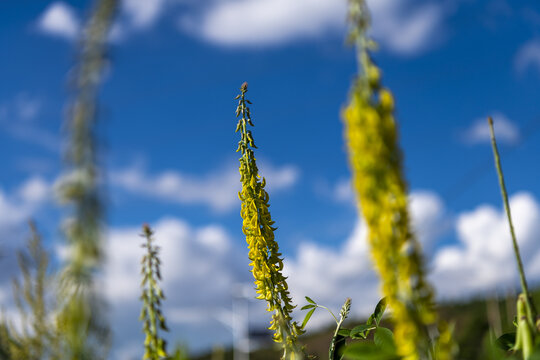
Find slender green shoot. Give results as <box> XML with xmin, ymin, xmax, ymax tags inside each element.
<box><xmin>329</xmin><ymin>298</ymin><xmax>351</xmax><ymax>360</ymax></box>
<box><xmin>487</xmin><ymin>117</ymin><xmax>537</xmax><ymax>324</ymax></box>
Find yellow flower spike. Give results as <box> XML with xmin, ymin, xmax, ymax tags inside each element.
<box><xmin>343</xmin><ymin>1</ymin><xmax>455</xmax><ymax>359</ymax></box>
<box><xmin>234</xmin><ymin>83</ymin><xmax>304</xmax><ymax>360</ymax></box>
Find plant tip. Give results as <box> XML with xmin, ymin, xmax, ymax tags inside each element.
<box><xmin>241</xmin><ymin>82</ymin><xmax>248</xmax><ymax>92</ymax></box>
<box><xmin>142</xmin><ymin>223</ymin><xmax>152</xmax><ymax>236</ymax></box>
<box><xmin>488</xmin><ymin>116</ymin><xmax>493</xmax><ymax>126</ymax></box>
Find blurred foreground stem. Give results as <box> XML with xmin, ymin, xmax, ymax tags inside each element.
<box><xmin>56</xmin><ymin>0</ymin><xmax>118</xmax><ymax>358</ymax></box>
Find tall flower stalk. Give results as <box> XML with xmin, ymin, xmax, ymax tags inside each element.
<box><xmin>140</xmin><ymin>224</ymin><xmax>169</xmax><ymax>360</ymax></box>
<box><xmin>56</xmin><ymin>0</ymin><xmax>117</xmax><ymax>358</ymax></box>
<box><xmin>342</xmin><ymin>1</ymin><xmax>453</xmax><ymax>359</ymax></box>
<box><xmin>235</xmin><ymin>82</ymin><xmax>304</xmax><ymax>360</ymax></box>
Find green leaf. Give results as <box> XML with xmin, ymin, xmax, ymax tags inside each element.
<box><xmin>342</xmin><ymin>342</ymin><xmax>400</xmax><ymax>360</ymax></box>
<box><xmin>372</xmin><ymin>298</ymin><xmax>387</xmax><ymax>326</ymax></box>
<box><xmin>338</xmin><ymin>328</ymin><xmax>351</xmax><ymax>337</ymax></box>
<box><xmin>350</xmin><ymin>324</ymin><xmax>376</xmax><ymax>339</ymax></box>
<box><xmin>305</xmin><ymin>296</ymin><xmax>316</xmax><ymax>305</ymax></box>
<box><xmin>301</xmin><ymin>308</ymin><xmax>316</xmax><ymax>330</ymax></box>
<box><xmin>301</xmin><ymin>304</ymin><xmax>315</xmax><ymax>310</ymax></box>
<box><xmin>495</xmin><ymin>332</ymin><xmax>516</xmax><ymax>351</ymax></box>
<box><xmin>482</xmin><ymin>333</ymin><xmax>518</xmax><ymax>360</ymax></box>
<box><xmin>374</xmin><ymin>327</ymin><xmax>396</xmax><ymax>354</ymax></box>
<box><xmin>366</xmin><ymin>315</ymin><xmax>374</xmax><ymax>326</ymax></box>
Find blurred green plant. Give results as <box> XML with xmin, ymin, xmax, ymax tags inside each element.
<box><xmin>300</xmin><ymin>297</ymin><xmax>399</xmax><ymax>360</ymax></box>
<box><xmin>341</xmin><ymin>1</ymin><xmax>454</xmax><ymax>359</ymax></box>
<box><xmin>140</xmin><ymin>224</ymin><xmax>169</xmax><ymax>360</ymax></box>
<box><xmin>55</xmin><ymin>0</ymin><xmax>118</xmax><ymax>358</ymax></box>
<box><xmin>0</xmin><ymin>222</ymin><xmax>60</xmax><ymax>360</ymax></box>
<box><xmin>235</xmin><ymin>82</ymin><xmax>304</xmax><ymax>360</ymax></box>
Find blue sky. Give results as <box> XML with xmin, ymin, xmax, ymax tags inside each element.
<box><xmin>2</xmin><ymin>0</ymin><xmax>540</xmax><ymax>358</ymax></box>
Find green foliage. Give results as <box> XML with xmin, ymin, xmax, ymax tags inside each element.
<box><xmin>140</xmin><ymin>224</ymin><xmax>169</xmax><ymax>360</ymax></box>
<box><xmin>168</xmin><ymin>343</ymin><xmax>189</xmax><ymax>360</ymax></box>
<box><xmin>300</xmin><ymin>297</ymin><xmax>397</xmax><ymax>360</ymax></box>
<box><xmin>342</xmin><ymin>326</ymin><xmax>400</xmax><ymax>360</ymax></box>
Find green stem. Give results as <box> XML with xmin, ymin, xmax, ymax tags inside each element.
<box><xmin>316</xmin><ymin>305</ymin><xmax>339</xmax><ymax>324</ymax></box>
<box><xmin>329</xmin><ymin>299</ymin><xmax>350</xmax><ymax>360</ymax></box>
<box><xmin>488</xmin><ymin>117</ymin><xmax>537</xmax><ymax>324</ymax></box>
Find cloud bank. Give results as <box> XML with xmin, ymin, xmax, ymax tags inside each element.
<box><xmin>3</xmin><ymin>173</ymin><xmax>540</xmax><ymax>358</ymax></box>
<box><xmin>181</xmin><ymin>0</ymin><xmax>447</xmax><ymax>54</ymax></box>
<box><xmin>36</xmin><ymin>0</ymin><xmax>451</xmax><ymax>55</ymax></box>
<box><xmin>110</xmin><ymin>162</ymin><xmax>300</xmax><ymax>212</ymax></box>
<box><xmin>99</xmin><ymin>190</ymin><xmax>540</xmax><ymax>358</ymax></box>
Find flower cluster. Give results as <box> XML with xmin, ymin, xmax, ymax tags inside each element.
<box><xmin>342</xmin><ymin>1</ymin><xmax>454</xmax><ymax>359</ymax></box>
<box><xmin>235</xmin><ymin>82</ymin><xmax>303</xmax><ymax>360</ymax></box>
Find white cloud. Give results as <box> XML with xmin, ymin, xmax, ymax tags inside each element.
<box><xmin>409</xmin><ymin>191</ymin><xmax>449</xmax><ymax>253</ymax></box>
<box><xmin>108</xmin><ymin>0</ymin><xmax>169</xmax><ymax>41</ymax></box>
<box><xmin>370</xmin><ymin>0</ymin><xmax>445</xmax><ymax>55</ymax></box>
<box><xmin>462</xmin><ymin>112</ymin><xmax>520</xmax><ymax>145</ymax></box>
<box><xmin>122</xmin><ymin>0</ymin><xmax>168</xmax><ymax>29</ymax></box>
<box><xmin>102</xmin><ymin>217</ymin><xmax>252</xmax><ymax>357</ymax></box>
<box><xmin>181</xmin><ymin>0</ymin><xmax>346</xmax><ymax>47</ymax></box>
<box><xmin>285</xmin><ymin>219</ymin><xmax>379</xmax><ymax>330</ymax></box>
<box><xmin>36</xmin><ymin>0</ymin><xmax>172</xmax><ymax>43</ymax></box>
<box><xmin>17</xmin><ymin>177</ymin><xmax>50</xmax><ymax>205</ymax></box>
<box><xmin>0</xmin><ymin>177</ymin><xmax>51</xmax><ymax>230</ymax></box>
<box><xmin>285</xmin><ymin>190</ymin><xmax>448</xmax><ymax>330</ymax></box>
<box><xmin>37</xmin><ymin>2</ymin><xmax>80</xmax><ymax>40</ymax></box>
<box><xmin>432</xmin><ymin>192</ymin><xmax>540</xmax><ymax>298</ymax></box>
<box><xmin>110</xmin><ymin>161</ymin><xmax>300</xmax><ymax>212</ymax></box>
<box><xmin>515</xmin><ymin>39</ymin><xmax>540</xmax><ymax>75</ymax></box>
<box><xmin>180</xmin><ymin>0</ymin><xmax>447</xmax><ymax>54</ymax></box>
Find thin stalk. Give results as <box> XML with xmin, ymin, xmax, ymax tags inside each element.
<box><xmin>329</xmin><ymin>299</ymin><xmax>351</xmax><ymax>360</ymax></box>
<box><xmin>488</xmin><ymin>117</ymin><xmax>537</xmax><ymax>324</ymax></box>
<box><xmin>316</xmin><ymin>306</ymin><xmax>339</xmax><ymax>324</ymax></box>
